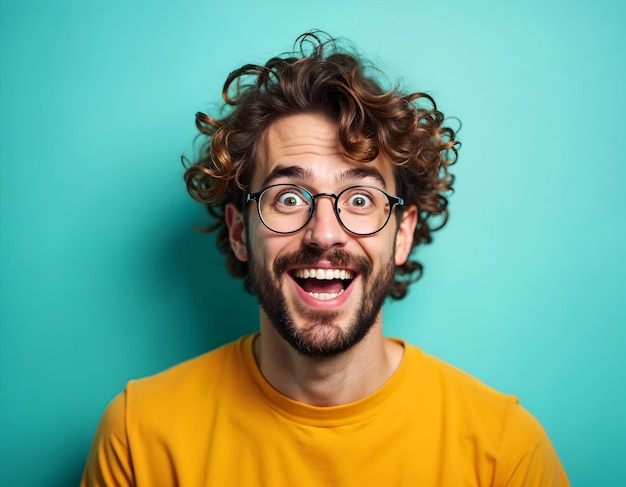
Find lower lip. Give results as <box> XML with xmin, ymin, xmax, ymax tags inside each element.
<box><xmin>289</xmin><ymin>275</ymin><xmax>357</xmax><ymax>309</ymax></box>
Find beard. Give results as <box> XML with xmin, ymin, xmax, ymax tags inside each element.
<box><xmin>247</xmin><ymin>245</ymin><xmax>395</xmax><ymax>357</ymax></box>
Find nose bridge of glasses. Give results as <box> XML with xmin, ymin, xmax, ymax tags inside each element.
<box><xmin>299</xmin><ymin>191</ymin><xmax>349</xmax><ymax>247</ymax></box>
<box><xmin>312</xmin><ymin>192</ymin><xmax>339</xmax><ymax>205</ymax></box>
<box><xmin>310</xmin><ymin>192</ymin><xmax>341</xmax><ymax>223</ymax></box>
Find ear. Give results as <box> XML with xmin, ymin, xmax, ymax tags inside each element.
<box><xmin>225</xmin><ymin>203</ymin><xmax>248</xmax><ymax>262</ymax></box>
<box><xmin>394</xmin><ymin>205</ymin><xmax>418</xmax><ymax>266</ymax></box>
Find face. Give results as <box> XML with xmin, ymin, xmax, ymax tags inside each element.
<box><xmin>226</xmin><ymin>113</ymin><xmax>417</xmax><ymax>357</ymax></box>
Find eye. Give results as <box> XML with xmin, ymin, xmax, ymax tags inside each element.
<box><xmin>276</xmin><ymin>190</ymin><xmax>308</xmax><ymax>207</ymax></box>
<box><xmin>346</xmin><ymin>193</ymin><xmax>373</xmax><ymax>209</ymax></box>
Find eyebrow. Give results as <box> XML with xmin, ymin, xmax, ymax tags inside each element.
<box><xmin>260</xmin><ymin>165</ymin><xmax>311</xmax><ymax>188</ymax></box>
<box><xmin>261</xmin><ymin>164</ymin><xmax>388</xmax><ymax>190</ymax></box>
<box><xmin>336</xmin><ymin>167</ymin><xmax>387</xmax><ymax>189</ymax></box>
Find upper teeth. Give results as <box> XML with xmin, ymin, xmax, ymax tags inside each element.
<box><xmin>293</xmin><ymin>269</ymin><xmax>353</xmax><ymax>280</ymax></box>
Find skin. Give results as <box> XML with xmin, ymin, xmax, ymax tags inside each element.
<box><xmin>225</xmin><ymin>113</ymin><xmax>417</xmax><ymax>407</ymax></box>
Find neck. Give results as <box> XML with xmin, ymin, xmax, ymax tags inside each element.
<box><xmin>253</xmin><ymin>314</ymin><xmax>403</xmax><ymax>407</ymax></box>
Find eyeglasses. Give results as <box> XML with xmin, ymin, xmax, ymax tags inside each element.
<box><xmin>245</xmin><ymin>184</ymin><xmax>404</xmax><ymax>236</ymax></box>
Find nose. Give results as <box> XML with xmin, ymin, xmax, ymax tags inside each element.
<box><xmin>302</xmin><ymin>195</ymin><xmax>349</xmax><ymax>249</ymax></box>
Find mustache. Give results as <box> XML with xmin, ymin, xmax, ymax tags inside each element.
<box><xmin>273</xmin><ymin>248</ymin><xmax>372</xmax><ymax>279</ymax></box>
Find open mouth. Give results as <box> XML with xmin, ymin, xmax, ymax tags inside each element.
<box><xmin>291</xmin><ymin>268</ymin><xmax>355</xmax><ymax>301</ymax></box>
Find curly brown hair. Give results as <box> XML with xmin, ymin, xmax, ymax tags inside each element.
<box><xmin>184</xmin><ymin>31</ymin><xmax>459</xmax><ymax>300</ymax></box>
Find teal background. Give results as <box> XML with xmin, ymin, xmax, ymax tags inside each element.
<box><xmin>1</xmin><ymin>0</ymin><xmax>624</xmax><ymax>485</ymax></box>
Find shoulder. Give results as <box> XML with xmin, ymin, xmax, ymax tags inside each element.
<box><xmin>401</xmin><ymin>343</ymin><xmax>569</xmax><ymax>485</ymax></box>
<box><xmin>130</xmin><ymin>339</ymin><xmax>240</xmax><ymax>389</ymax></box>
<box><xmin>400</xmin><ymin>343</ymin><xmax>543</xmax><ymax>447</ymax></box>
<box><xmin>81</xmin><ymin>336</ymin><xmax>255</xmax><ymax>486</ymax></box>
<box><xmin>124</xmin><ymin>336</ymin><xmax>250</xmax><ymax>411</ymax></box>
<box><xmin>403</xmin><ymin>343</ymin><xmax>519</xmax><ymax>412</ymax></box>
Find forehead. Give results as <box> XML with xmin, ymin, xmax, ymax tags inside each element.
<box><xmin>253</xmin><ymin>113</ymin><xmax>396</xmax><ymax>192</ymax></box>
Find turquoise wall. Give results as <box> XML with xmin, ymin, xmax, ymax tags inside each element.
<box><xmin>1</xmin><ymin>1</ymin><xmax>624</xmax><ymax>485</ymax></box>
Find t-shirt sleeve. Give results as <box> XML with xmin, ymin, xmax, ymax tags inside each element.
<box><xmin>80</xmin><ymin>392</ymin><xmax>135</xmax><ymax>487</ymax></box>
<box><xmin>496</xmin><ymin>403</ymin><xmax>570</xmax><ymax>487</ymax></box>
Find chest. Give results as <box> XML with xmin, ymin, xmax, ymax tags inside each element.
<box><xmin>129</xmin><ymin>397</ymin><xmax>497</xmax><ymax>487</ymax></box>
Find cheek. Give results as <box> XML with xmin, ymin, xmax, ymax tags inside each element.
<box><xmin>368</xmin><ymin>233</ymin><xmax>406</xmax><ymax>267</ymax></box>
<box><xmin>249</xmin><ymin>228</ymin><xmax>293</xmax><ymax>268</ymax></box>
<box><xmin>360</xmin><ymin>236</ymin><xmax>396</xmax><ymax>269</ymax></box>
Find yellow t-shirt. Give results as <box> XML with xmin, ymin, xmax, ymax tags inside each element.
<box><xmin>81</xmin><ymin>335</ymin><xmax>568</xmax><ymax>486</ymax></box>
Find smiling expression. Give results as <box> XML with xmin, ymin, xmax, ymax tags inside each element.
<box><xmin>226</xmin><ymin>113</ymin><xmax>417</xmax><ymax>356</ymax></box>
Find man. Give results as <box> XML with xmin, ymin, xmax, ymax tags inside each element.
<box><xmin>81</xmin><ymin>32</ymin><xmax>569</xmax><ymax>486</ymax></box>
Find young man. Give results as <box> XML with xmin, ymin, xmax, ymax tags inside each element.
<box><xmin>81</xmin><ymin>32</ymin><xmax>569</xmax><ymax>486</ymax></box>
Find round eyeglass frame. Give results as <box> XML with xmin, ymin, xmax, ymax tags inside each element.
<box><xmin>245</xmin><ymin>183</ymin><xmax>405</xmax><ymax>236</ymax></box>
